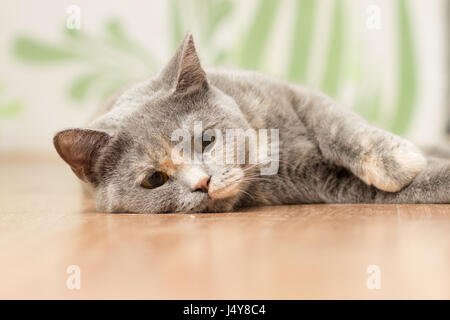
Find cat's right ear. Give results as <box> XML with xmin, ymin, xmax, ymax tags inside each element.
<box><xmin>53</xmin><ymin>128</ymin><xmax>111</xmax><ymax>183</ymax></box>
<box><xmin>159</xmin><ymin>33</ymin><xmax>207</xmax><ymax>94</ymax></box>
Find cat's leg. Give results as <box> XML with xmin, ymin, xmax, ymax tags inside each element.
<box><xmin>303</xmin><ymin>155</ymin><xmax>450</xmax><ymax>204</ymax></box>
<box><xmin>385</xmin><ymin>158</ymin><xmax>450</xmax><ymax>203</ymax></box>
<box><xmin>294</xmin><ymin>89</ymin><xmax>426</xmax><ymax>192</ymax></box>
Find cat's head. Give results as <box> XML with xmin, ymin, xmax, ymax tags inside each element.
<box><xmin>53</xmin><ymin>34</ymin><xmax>253</xmax><ymax>213</ymax></box>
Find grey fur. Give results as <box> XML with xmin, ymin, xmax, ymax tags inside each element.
<box><xmin>54</xmin><ymin>34</ymin><xmax>450</xmax><ymax>213</ymax></box>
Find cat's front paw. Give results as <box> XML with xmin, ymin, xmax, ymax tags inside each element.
<box><xmin>359</xmin><ymin>139</ymin><xmax>427</xmax><ymax>192</ymax></box>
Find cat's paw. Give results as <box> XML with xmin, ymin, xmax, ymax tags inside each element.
<box><xmin>359</xmin><ymin>139</ymin><xmax>427</xmax><ymax>192</ymax></box>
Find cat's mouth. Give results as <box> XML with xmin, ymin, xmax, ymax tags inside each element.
<box><xmin>208</xmin><ymin>180</ymin><xmax>241</xmax><ymax>200</ymax></box>
<box><xmin>207</xmin><ymin>168</ymin><xmax>243</xmax><ymax>200</ymax></box>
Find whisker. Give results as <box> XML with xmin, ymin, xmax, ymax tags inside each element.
<box><xmin>237</xmin><ymin>188</ymin><xmax>256</xmax><ymax>201</ymax></box>
<box><xmin>242</xmin><ymin>159</ymin><xmax>274</xmax><ymax>171</ymax></box>
<box><xmin>241</xmin><ymin>177</ymin><xmax>273</xmax><ymax>183</ymax></box>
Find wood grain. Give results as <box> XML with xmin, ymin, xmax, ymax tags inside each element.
<box><xmin>0</xmin><ymin>157</ymin><xmax>449</xmax><ymax>299</ymax></box>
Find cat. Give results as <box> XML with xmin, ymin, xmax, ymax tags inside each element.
<box><xmin>53</xmin><ymin>34</ymin><xmax>450</xmax><ymax>213</ymax></box>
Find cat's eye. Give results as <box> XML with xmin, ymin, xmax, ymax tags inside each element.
<box><xmin>141</xmin><ymin>171</ymin><xmax>169</xmax><ymax>189</ymax></box>
<box><xmin>201</xmin><ymin>132</ymin><xmax>216</xmax><ymax>153</ymax></box>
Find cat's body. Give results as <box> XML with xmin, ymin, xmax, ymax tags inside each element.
<box><xmin>54</xmin><ymin>34</ymin><xmax>450</xmax><ymax>213</ymax></box>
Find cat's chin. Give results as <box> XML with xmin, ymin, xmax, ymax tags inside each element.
<box><xmin>203</xmin><ymin>196</ymin><xmax>240</xmax><ymax>213</ymax></box>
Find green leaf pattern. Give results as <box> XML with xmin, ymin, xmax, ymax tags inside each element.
<box><xmin>10</xmin><ymin>0</ymin><xmax>418</xmax><ymax>135</ymax></box>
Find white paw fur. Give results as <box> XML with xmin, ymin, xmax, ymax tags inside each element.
<box><xmin>360</xmin><ymin>141</ymin><xmax>427</xmax><ymax>192</ymax></box>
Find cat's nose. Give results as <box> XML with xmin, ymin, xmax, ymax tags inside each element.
<box><xmin>193</xmin><ymin>176</ymin><xmax>210</xmax><ymax>193</ymax></box>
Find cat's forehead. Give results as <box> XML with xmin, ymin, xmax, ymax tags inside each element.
<box><xmin>109</xmin><ymin>79</ymin><xmax>240</xmax><ymax>163</ymax></box>
<box><xmin>118</xmin><ymin>87</ymin><xmax>216</xmax><ymax>131</ymax></box>
<box><xmin>116</xmin><ymin>98</ymin><xmax>199</xmax><ymax>154</ymax></box>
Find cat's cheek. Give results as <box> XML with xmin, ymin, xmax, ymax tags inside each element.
<box><xmin>92</xmin><ymin>185</ymin><xmax>115</xmax><ymax>213</ymax></box>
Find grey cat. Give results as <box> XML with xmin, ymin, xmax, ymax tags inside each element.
<box><xmin>53</xmin><ymin>34</ymin><xmax>450</xmax><ymax>213</ymax></box>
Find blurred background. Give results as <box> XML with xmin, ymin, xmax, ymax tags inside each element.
<box><xmin>0</xmin><ymin>0</ymin><xmax>448</xmax><ymax>155</ymax></box>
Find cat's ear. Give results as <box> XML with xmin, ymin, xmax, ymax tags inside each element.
<box><xmin>159</xmin><ymin>33</ymin><xmax>207</xmax><ymax>93</ymax></box>
<box><xmin>53</xmin><ymin>128</ymin><xmax>111</xmax><ymax>183</ymax></box>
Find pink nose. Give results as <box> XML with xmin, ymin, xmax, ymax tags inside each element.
<box><xmin>193</xmin><ymin>177</ymin><xmax>210</xmax><ymax>193</ymax></box>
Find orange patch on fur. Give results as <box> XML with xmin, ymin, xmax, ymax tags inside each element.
<box><xmin>159</xmin><ymin>158</ymin><xmax>179</xmax><ymax>176</ymax></box>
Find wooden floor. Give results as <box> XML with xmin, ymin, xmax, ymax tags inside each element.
<box><xmin>0</xmin><ymin>156</ymin><xmax>449</xmax><ymax>299</ymax></box>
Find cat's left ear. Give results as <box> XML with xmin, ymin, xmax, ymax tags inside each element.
<box><xmin>159</xmin><ymin>33</ymin><xmax>207</xmax><ymax>94</ymax></box>
<box><xmin>53</xmin><ymin>128</ymin><xmax>111</xmax><ymax>184</ymax></box>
